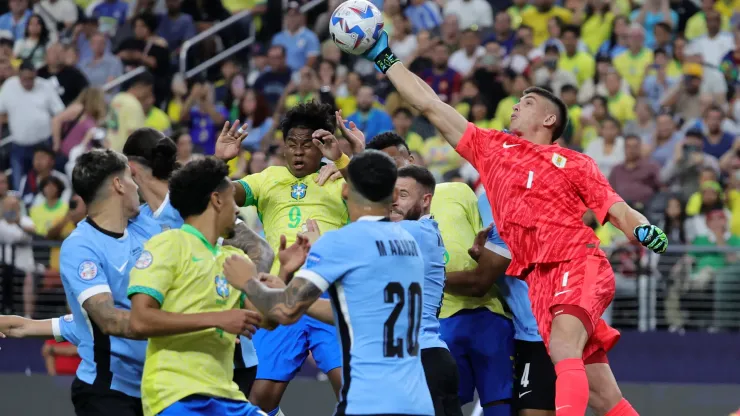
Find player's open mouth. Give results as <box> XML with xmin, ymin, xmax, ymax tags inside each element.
<box><xmin>293</xmin><ymin>161</ymin><xmax>305</xmax><ymax>169</ymax></box>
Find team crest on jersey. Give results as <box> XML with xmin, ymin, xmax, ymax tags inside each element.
<box><xmin>78</xmin><ymin>261</ymin><xmax>98</xmax><ymax>280</ymax></box>
<box><xmin>552</xmin><ymin>153</ymin><xmax>567</xmax><ymax>168</ymax></box>
<box><xmin>135</xmin><ymin>251</ymin><xmax>153</xmax><ymax>269</ymax></box>
<box><xmin>215</xmin><ymin>276</ymin><xmax>230</xmax><ymax>299</ymax></box>
<box><xmin>63</xmin><ymin>314</ymin><xmax>74</xmax><ymax>323</ymax></box>
<box><xmin>290</xmin><ymin>183</ymin><xmax>307</xmax><ymax>200</ymax></box>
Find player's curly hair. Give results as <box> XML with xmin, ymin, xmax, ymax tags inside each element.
<box><xmin>72</xmin><ymin>149</ymin><xmax>128</xmax><ymax>205</ymax></box>
<box><xmin>280</xmin><ymin>101</ymin><xmax>335</xmax><ymax>139</ymax></box>
<box><xmin>366</xmin><ymin>132</ymin><xmax>410</xmax><ymax>153</ymax></box>
<box><xmin>123</xmin><ymin>128</ymin><xmax>180</xmax><ymax>180</ymax></box>
<box><xmin>347</xmin><ymin>150</ymin><xmax>397</xmax><ymax>204</ymax></box>
<box><xmin>169</xmin><ymin>156</ymin><xmax>231</xmax><ymax>219</ymax></box>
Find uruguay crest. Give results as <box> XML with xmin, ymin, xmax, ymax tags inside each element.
<box><xmin>291</xmin><ymin>183</ymin><xmax>307</xmax><ymax>200</ymax></box>
<box><xmin>215</xmin><ymin>276</ymin><xmax>230</xmax><ymax>299</ymax></box>
<box><xmin>552</xmin><ymin>153</ymin><xmax>567</xmax><ymax>168</ymax></box>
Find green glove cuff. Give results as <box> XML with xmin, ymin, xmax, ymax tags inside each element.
<box><xmin>374</xmin><ymin>47</ymin><xmax>400</xmax><ymax>74</ymax></box>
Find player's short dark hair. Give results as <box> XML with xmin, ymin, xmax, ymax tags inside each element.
<box><xmin>169</xmin><ymin>157</ymin><xmax>231</xmax><ymax>219</ymax></box>
<box><xmin>39</xmin><ymin>175</ymin><xmax>65</xmax><ymax>198</ymax></box>
<box><xmin>72</xmin><ymin>149</ymin><xmax>129</xmax><ymax>205</ymax></box>
<box><xmin>122</xmin><ymin>128</ymin><xmax>180</xmax><ymax>180</ymax></box>
<box><xmin>367</xmin><ymin>131</ymin><xmax>410</xmax><ymax>153</ymax></box>
<box><xmin>280</xmin><ymin>101</ymin><xmax>335</xmax><ymax>139</ymax></box>
<box><xmin>398</xmin><ymin>165</ymin><xmax>436</xmax><ymax>195</ymax></box>
<box><xmin>347</xmin><ymin>150</ymin><xmax>397</xmax><ymax>204</ymax></box>
<box><xmin>523</xmin><ymin>86</ymin><xmax>569</xmax><ymax>142</ymax></box>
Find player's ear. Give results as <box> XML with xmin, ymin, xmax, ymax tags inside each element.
<box><xmin>111</xmin><ymin>175</ymin><xmax>125</xmax><ymax>195</ymax></box>
<box><xmin>211</xmin><ymin>191</ymin><xmax>222</xmax><ymax>212</ymax></box>
<box><xmin>543</xmin><ymin>113</ymin><xmax>557</xmax><ymax>129</ymax></box>
<box><xmin>422</xmin><ymin>192</ymin><xmax>432</xmax><ymax>210</ymax></box>
<box><xmin>341</xmin><ymin>182</ymin><xmax>349</xmax><ymax>201</ymax></box>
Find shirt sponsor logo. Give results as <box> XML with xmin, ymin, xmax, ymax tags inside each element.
<box><xmin>135</xmin><ymin>251</ymin><xmax>153</xmax><ymax>269</ymax></box>
<box><xmin>78</xmin><ymin>261</ymin><xmax>98</xmax><ymax>280</ymax></box>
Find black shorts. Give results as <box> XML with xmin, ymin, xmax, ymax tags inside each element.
<box><xmin>71</xmin><ymin>377</ymin><xmax>143</xmax><ymax>416</ymax></box>
<box><xmin>513</xmin><ymin>340</ymin><xmax>556</xmax><ymax>411</ymax></box>
<box><xmin>421</xmin><ymin>347</ymin><xmax>463</xmax><ymax>416</ymax></box>
<box><xmin>233</xmin><ymin>365</ymin><xmax>258</xmax><ymax>398</ymax></box>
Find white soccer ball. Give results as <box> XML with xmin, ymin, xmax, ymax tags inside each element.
<box><xmin>329</xmin><ymin>0</ymin><xmax>384</xmax><ymax>55</ymax></box>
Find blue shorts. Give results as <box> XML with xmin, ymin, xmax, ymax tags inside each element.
<box><xmin>253</xmin><ymin>315</ymin><xmax>341</xmax><ymax>381</ymax></box>
<box><xmin>159</xmin><ymin>395</ymin><xmax>266</xmax><ymax>416</ymax></box>
<box><xmin>439</xmin><ymin>308</ymin><xmax>515</xmax><ymax>405</ymax></box>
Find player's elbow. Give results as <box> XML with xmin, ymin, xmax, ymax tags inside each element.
<box><xmin>269</xmin><ymin>308</ymin><xmax>303</xmax><ymax>326</ymax></box>
<box><xmin>126</xmin><ymin>312</ymin><xmax>151</xmax><ymax>339</ymax></box>
<box><xmin>469</xmin><ymin>281</ymin><xmax>494</xmax><ymax>297</ymax></box>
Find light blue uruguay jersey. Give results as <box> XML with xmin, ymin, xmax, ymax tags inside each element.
<box><xmin>295</xmin><ymin>217</ymin><xmax>434</xmax><ymax>416</ymax></box>
<box><xmin>478</xmin><ymin>193</ymin><xmax>541</xmax><ymax>342</ymax></box>
<box><xmin>139</xmin><ymin>193</ymin><xmax>184</xmax><ymax>231</ymax></box>
<box><xmin>59</xmin><ymin>214</ymin><xmax>162</xmax><ymax>397</ymax></box>
<box><xmin>400</xmin><ymin>216</ymin><xmax>447</xmax><ymax>351</ymax></box>
<box><xmin>52</xmin><ymin>314</ymin><xmax>81</xmax><ymax>346</ymax></box>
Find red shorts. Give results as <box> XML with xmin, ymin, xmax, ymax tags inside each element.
<box><xmin>526</xmin><ymin>254</ymin><xmax>621</xmax><ymax>363</ymax></box>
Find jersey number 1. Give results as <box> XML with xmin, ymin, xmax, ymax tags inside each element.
<box><xmin>383</xmin><ymin>282</ymin><xmax>422</xmax><ymax>358</ymax></box>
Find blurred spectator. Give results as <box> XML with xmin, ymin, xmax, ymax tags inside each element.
<box><xmin>624</xmin><ymin>99</ymin><xmax>658</xmax><ymax>145</ymax></box>
<box><xmin>605</xmin><ymin>71</ymin><xmax>636</xmax><ymax>125</ymax></box>
<box><xmin>29</xmin><ymin>175</ymin><xmax>68</xmax><ymax>235</ymax></box>
<box><xmin>253</xmin><ymin>45</ymin><xmax>292</xmax><ymax>111</ymax></box>
<box><xmin>34</xmin><ymin>0</ymin><xmax>78</xmax><ymax>35</ymax></box>
<box><xmin>649</xmin><ymin>112</ymin><xmax>683</xmax><ymax>166</ymax></box>
<box><xmin>442</xmin><ymin>0</ymin><xmax>493</xmax><ymax>31</ymax></box>
<box><xmin>0</xmin><ymin>195</ymin><xmax>36</xmax><ymax>317</ymax></box>
<box><xmin>216</xmin><ymin>59</ymin><xmax>241</xmax><ymax>108</ymax></box>
<box><xmin>281</xmin><ymin>66</ymin><xmax>321</xmax><ymax>111</ymax></box>
<box><xmin>14</xmin><ymin>14</ymin><xmax>51</xmax><ymax>69</ymax></box>
<box><xmin>420</xmin><ymin>43</ymin><xmax>461</xmax><ymax>104</ymax></box>
<box><xmin>585</xmin><ymin>116</ymin><xmax>625</xmax><ymax>177</ymax></box>
<box><xmin>720</xmin><ymin>29</ymin><xmax>740</xmax><ymax>86</ymax></box>
<box><xmin>670</xmin><ymin>0</ymin><xmax>700</xmax><ymax>34</ymax></box>
<box><xmin>404</xmin><ymin>0</ymin><xmax>443</xmax><ymax>33</ymax></box>
<box><xmin>494</xmin><ymin>71</ymin><xmax>529</xmax><ymax>130</ymax></box>
<box><xmin>448</xmin><ymin>28</ymin><xmax>484</xmax><ymax>78</ymax></box>
<box><xmin>143</xmin><ymin>85</ymin><xmax>171</xmax><ymax>136</ymax></box>
<box><xmin>92</xmin><ymin>0</ymin><xmax>130</xmax><ymax>37</ymax></box>
<box><xmin>660</xmin><ymin>62</ymin><xmax>705</xmax><ymax>120</ymax></box>
<box><xmin>246</xmin><ymin>43</ymin><xmax>268</xmax><ymax>86</ymax></box>
<box><xmin>520</xmin><ymin>0</ymin><xmax>573</xmax><ymax>47</ymax></box>
<box><xmin>180</xmin><ymin>82</ymin><xmax>227</xmax><ymax>155</ymax></box>
<box><xmin>719</xmin><ymin>138</ymin><xmax>740</xmax><ymax>174</ymax></box>
<box><xmin>507</xmin><ymin>0</ymin><xmax>533</xmax><ymax>30</ymax></box>
<box><xmin>175</xmin><ymin>129</ymin><xmax>195</xmax><ymax>165</ymax></box>
<box><xmin>0</xmin><ymin>55</ymin><xmax>15</xmax><ymax>86</ymax></box>
<box><xmin>653</xmin><ymin>21</ymin><xmax>674</xmax><ymax>53</ymax></box>
<box><xmin>181</xmin><ymin>0</ymin><xmax>230</xmax><ymax>31</ymax></box>
<box><xmin>609</xmin><ymin>135</ymin><xmax>662</xmax><ymax>206</ymax></box>
<box><xmin>483</xmin><ymin>11</ymin><xmax>516</xmax><ymax>55</ymax></box>
<box><xmin>579</xmin><ymin>95</ymin><xmax>609</xmax><ymax>148</ymax></box>
<box><xmin>557</xmin><ymin>25</ymin><xmax>594</xmax><ymax>88</ymax></box>
<box><xmin>117</xmin><ymin>12</ymin><xmax>170</xmax><ymax>103</ymax></box>
<box><xmin>685</xmin><ymin>10</ymin><xmax>734</xmax><ymax>67</ymax></box>
<box><xmin>613</xmin><ymin>24</ymin><xmax>653</xmax><ymax>94</ymax></box>
<box><xmin>37</xmin><ymin>42</ymin><xmax>89</xmax><ymax>106</ymax></box>
<box><xmin>238</xmin><ymin>88</ymin><xmax>273</xmax><ymax>151</ymax></box>
<box><xmin>641</xmin><ymin>48</ymin><xmax>678</xmax><ymax>113</ymax></box>
<box><xmin>347</xmin><ymin>86</ymin><xmax>393</xmax><ymax>142</ymax></box>
<box><xmin>684</xmin><ymin>0</ymin><xmax>730</xmax><ymax>41</ymax></box>
<box><xmin>661</xmin><ymin>130</ymin><xmax>721</xmax><ymax>201</ymax></box>
<box><xmin>503</xmin><ymin>25</ymin><xmax>542</xmax><ymax>74</ymax></box>
<box><xmin>389</xmin><ymin>14</ymin><xmax>418</xmax><ymax>63</ymax></box>
<box><xmin>74</xmin><ymin>16</ymin><xmax>111</xmax><ymax>65</ymax></box>
<box><xmin>685</xmin><ymin>167</ymin><xmax>721</xmax><ymax>215</ymax></box>
<box><xmin>598</xmin><ymin>15</ymin><xmax>630</xmax><ymax>58</ymax></box>
<box><xmin>18</xmin><ymin>147</ymin><xmax>71</xmax><ymax>208</ymax></box>
<box><xmin>156</xmin><ymin>0</ymin><xmax>196</xmax><ymax>59</ymax></box>
<box><xmin>0</xmin><ymin>0</ymin><xmax>31</xmax><ymax>41</ymax></box>
<box><xmin>686</xmin><ymin>105</ymin><xmax>736</xmax><ymax>159</ymax></box>
<box><xmin>392</xmin><ymin>108</ymin><xmax>424</xmax><ymax>153</ymax></box>
<box><xmin>42</xmin><ymin>336</ymin><xmax>81</xmax><ymax>376</ymax></box>
<box><xmin>271</xmin><ymin>2</ymin><xmax>319</xmax><ymax>72</ymax></box>
<box><xmin>439</xmin><ymin>15</ymin><xmax>460</xmax><ymax>49</ymax></box>
<box><xmin>79</xmin><ymin>31</ymin><xmax>124</xmax><ymax>88</ymax></box>
<box><xmin>106</xmin><ymin>71</ymin><xmax>152</xmax><ymax>151</ymax></box>
<box><xmin>51</xmin><ymin>88</ymin><xmax>104</xmax><ymax>161</ymax></box>
<box><xmin>630</xmin><ymin>0</ymin><xmax>678</xmax><ymax>48</ymax></box>
<box><xmin>0</xmin><ymin>61</ymin><xmax>64</xmax><ymax>190</ymax></box>
<box><xmin>166</xmin><ymin>73</ymin><xmax>187</xmax><ymax>124</ymax></box>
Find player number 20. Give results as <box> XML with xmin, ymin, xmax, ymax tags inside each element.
<box><xmin>288</xmin><ymin>206</ymin><xmax>302</xmax><ymax>228</ymax></box>
<box><xmin>383</xmin><ymin>282</ymin><xmax>422</xmax><ymax>358</ymax></box>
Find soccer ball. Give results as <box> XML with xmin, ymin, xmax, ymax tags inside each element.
<box><xmin>329</xmin><ymin>0</ymin><xmax>384</xmax><ymax>55</ymax></box>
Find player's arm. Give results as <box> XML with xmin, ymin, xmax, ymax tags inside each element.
<box><xmin>83</xmin><ymin>294</ymin><xmax>143</xmax><ymax>339</ymax></box>
<box><xmin>446</xmin><ymin>226</ymin><xmax>511</xmax><ymax>297</ymax></box>
<box><xmin>222</xmin><ymin>219</ymin><xmax>275</xmax><ymax>274</ymax></box>
<box><xmin>306</xmin><ymin>299</ymin><xmax>334</xmax><ymax>325</ymax></box>
<box><xmin>0</xmin><ymin>315</ymin><xmax>54</xmax><ymax>338</ymax></box>
<box><xmin>607</xmin><ymin>202</ymin><xmax>667</xmax><ymax>253</ymax></box>
<box><xmin>233</xmin><ymin>169</ymin><xmax>266</xmax><ymax>208</ymax></box>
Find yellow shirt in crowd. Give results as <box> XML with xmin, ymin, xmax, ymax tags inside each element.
<box><xmin>520</xmin><ymin>6</ymin><xmax>573</xmax><ymax>46</ymax></box>
<box><xmin>607</xmin><ymin>92</ymin><xmax>636</xmax><ymax>125</ymax></box>
<box><xmin>558</xmin><ymin>52</ymin><xmax>595</xmax><ymax>87</ymax></box>
<box><xmin>145</xmin><ymin>107</ymin><xmax>172</xmax><ymax>136</ymax></box>
<box><xmin>107</xmin><ymin>92</ymin><xmax>147</xmax><ymax>152</ymax></box>
<box><xmin>613</xmin><ymin>48</ymin><xmax>654</xmax><ymax>94</ymax></box>
<box><xmin>684</xmin><ymin>12</ymin><xmax>731</xmax><ymax>40</ymax></box>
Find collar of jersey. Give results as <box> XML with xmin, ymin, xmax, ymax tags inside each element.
<box><xmin>181</xmin><ymin>224</ymin><xmax>219</xmax><ymax>255</ymax></box>
<box><xmin>357</xmin><ymin>215</ymin><xmax>386</xmax><ymax>222</ymax></box>
<box><xmin>420</xmin><ymin>214</ymin><xmax>432</xmax><ymax>220</ymax></box>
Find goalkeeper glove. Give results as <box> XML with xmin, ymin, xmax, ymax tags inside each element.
<box><xmin>361</xmin><ymin>31</ymin><xmax>399</xmax><ymax>74</ymax></box>
<box><xmin>633</xmin><ymin>224</ymin><xmax>668</xmax><ymax>254</ymax></box>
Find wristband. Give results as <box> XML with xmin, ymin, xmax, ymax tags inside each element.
<box><xmin>334</xmin><ymin>153</ymin><xmax>351</xmax><ymax>170</ymax></box>
<box><xmin>373</xmin><ymin>47</ymin><xmax>400</xmax><ymax>74</ymax></box>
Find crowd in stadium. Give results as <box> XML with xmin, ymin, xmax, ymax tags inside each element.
<box><xmin>0</xmin><ymin>0</ymin><xmax>736</xmax><ymax>386</ymax></box>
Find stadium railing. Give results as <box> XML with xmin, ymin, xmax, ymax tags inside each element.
<box><xmin>1</xmin><ymin>241</ymin><xmax>737</xmax><ymax>332</ymax></box>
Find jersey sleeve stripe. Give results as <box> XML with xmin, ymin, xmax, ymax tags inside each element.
<box><xmin>294</xmin><ymin>269</ymin><xmax>330</xmax><ymax>292</ymax></box>
<box><xmin>484</xmin><ymin>241</ymin><xmax>512</xmax><ymax>259</ymax></box>
<box><xmin>51</xmin><ymin>317</ymin><xmax>64</xmax><ymax>342</ymax></box>
<box><xmin>127</xmin><ymin>286</ymin><xmax>165</xmax><ymax>305</ymax></box>
<box><xmin>77</xmin><ymin>285</ymin><xmax>112</xmax><ymax>305</ymax></box>
<box><xmin>236</xmin><ymin>179</ymin><xmax>256</xmax><ymax>207</ymax></box>
<box><xmin>594</xmin><ymin>194</ymin><xmax>625</xmax><ymax>225</ymax></box>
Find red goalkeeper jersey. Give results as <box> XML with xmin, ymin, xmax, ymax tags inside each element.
<box><xmin>456</xmin><ymin>123</ymin><xmax>624</xmax><ymax>276</ymax></box>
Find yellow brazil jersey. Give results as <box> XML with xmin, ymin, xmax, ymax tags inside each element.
<box><xmin>494</xmin><ymin>96</ymin><xmax>517</xmax><ymax>130</ymax></box>
<box><xmin>237</xmin><ymin>166</ymin><xmax>349</xmax><ymax>274</ymax></box>
<box><xmin>405</xmin><ymin>131</ymin><xmax>425</xmax><ymax>154</ymax></box>
<box><xmin>145</xmin><ymin>107</ymin><xmax>172</xmax><ymax>135</ymax></box>
<box><xmin>128</xmin><ymin>226</ymin><xmax>249</xmax><ymax>416</ymax></box>
<box><xmin>507</xmin><ymin>4</ymin><xmax>534</xmax><ymax>29</ymax></box>
<box><xmin>107</xmin><ymin>92</ymin><xmax>147</xmax><ymax>152</ymax></box>
<box><xmin>30</xmin><ymin>200</ymin><xmax>70</xmax><ymax>271</ymax></box>
<box><xmin>607</xmin><ymin>92</ymin><xmax>636</xmax><ymax>125</ymax></box>
<box><xmin>567</xmin><ymin>105</ymin><xmax>582</xmax><ymax>143</ymax></box>
<box><xmin>685</xmin><ymin>12</ymin><xmax>731</xmax><ymax>40</ymax></box>
<box><xmin>520</xmin><ymin>6</ymin><xmax>573</xmax><ymax>46</ymax></box>
<box><xmin>613</xmin><ymin>48</ymin><xmax>654</xmax><ymax>95</ymax></box>
<box><xmin>431</xmin><ymin>182</ymin><xmax>509</xmax><ymax>319</ymax></box>
<box><xmin>285</xmin><ymin>93</ymin><xmax>316</xmax><ymax>111</ymax></box>
<box><xmin>582</xmin><ymin>12</ymin><xmax>615</xmax><ymax>54</ymax></box>
<box><xmin>581</xmin><ymin>125</ymin><xmax>599</xmax><ymax>149</ymax></box>
<box><xmin>558</xmin><ymin>52</ymin><xmax>595</xmax><ymax>87</ymax></box>
<box><xmin>715</xmin><ymin>0</ymin><xmax>740</xmax><ymax>19</ymax></box>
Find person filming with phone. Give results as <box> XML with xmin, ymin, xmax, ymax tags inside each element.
<box><xmin>660</xmin><ymin>129</ymin><xmax>721</xmax><ymax>201</ymax></box>
<box><xmin>0</xmin><ymin>194</ymin><xmax>37</xmax><ymax>317</ymax></box>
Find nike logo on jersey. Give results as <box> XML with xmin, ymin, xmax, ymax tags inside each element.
<box><xmin>556</xmin><ymin>405</ymin><xmax>572</xmax><ymax>411</ymax></box>
<box><xmin>519</xmin><ymin>391</ymin><xmax>532</xmax><ymax>398</ymax></box>
<box><xmin>192</xmin><ymin>256</ymin><xmax>204</xmax><ymax>262</ymax></box>
<box><xmin>554</xmin><ymin>290</ymin><xmax>572</xmax><ymax>297</ymax></box>
<box><xmin>115</xmin><ymin>260</ymin><xmax>128</xmax><ymax>273</ymax></box>
<box><xmin>503</xmin><ymin>142</ymin><xmax>520</xmax><ymax>148</ymax></box>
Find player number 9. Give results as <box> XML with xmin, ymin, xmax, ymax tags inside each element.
<box><xmin>288</xmin><ymin>206</ymin><xmax>302</xmax><ymax>228</ymax></box>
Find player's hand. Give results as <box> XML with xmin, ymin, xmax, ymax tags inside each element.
<box><xmin>633</xmin><ymin>224</ymin><xmax>668</xmax><ymax>254</ymax></box>
<box><xmin>258</xmin><ymin>272</ymin><xmax>287</xmax><ymax>289</ymax></box>
<box><xmin>214</xmin><ymin>309</ymin><xmax>261</xmax><ymax>337</ymax></box>
<box><xmin>315</xmin><ymin>164</ymin><xmax>342</xmax><ymax>186</ymax></box>
<box><xmin>335</xmin><ymin>110</ymin><xmax>365</xmax><ymax>154</ymax></box>
<box><xmin>215</xmin><ymin>120</ymin><xmax>249</xmax><ymax>161</ymax></box>
<box><xmin>300</xmin><ymin>219</ymin><xmax>322</xmax><ymax>245</ymax></box>
<box><xmin>468</xmin><ymin>224</ymin><xmax>493</xmax><ymax>262</ymax></box>
<box><xmin>278</xmin><ymin>234</ymin><xmax>311</xmax><ymax>276</ymax></box>
<box><xmin>361</xmin><ymin>30</ymin><xmax>389</xmax><ymax>61</ymax></box>
<box><xmin>312</xmin><ymin>129</ymin><xmax>343</xmax><ymax>161</ymax></box>
<box><xmin>223</xmin><ymin>254</ymin><xmax>258</xmax><ymax>291</ymax></box>
<box><xmin>0</xmin><ymin>315</ymin><xmax>28</xmax><ymax>338</ymax></box>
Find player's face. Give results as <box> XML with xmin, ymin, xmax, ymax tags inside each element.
<box><xmin>510</xmin><ymin>93</ymin><xmax>557</xmax><ymax>139</ymax></box>
<box><xmin>391</xmin><ymin>177</ymin><xmax>428</xmax><ymax>222</ymax></box>
<box><xmin>217</xmin><ymin>181</ymin><xmax>239</xmax><ymax>239</ymax></box>
<box><xmin>284</xmin><ymin>127</ymin><xmax>322</xmax><ymax>178</ymax></box>
<box><xmin>381</xmin><ymin>146</ymin><xmax>413</xmax><ymax>168</ymax></box>
<box><xmin>119</xmin><ymin>166</ymin><xmax>141</xmax><ymax>218</ymax></box>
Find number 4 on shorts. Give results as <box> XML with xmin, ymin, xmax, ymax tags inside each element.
<box><xmin>520</xmin><ymin>362</ymin><xmax>530</xmax><ymax>388</ymax></box>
